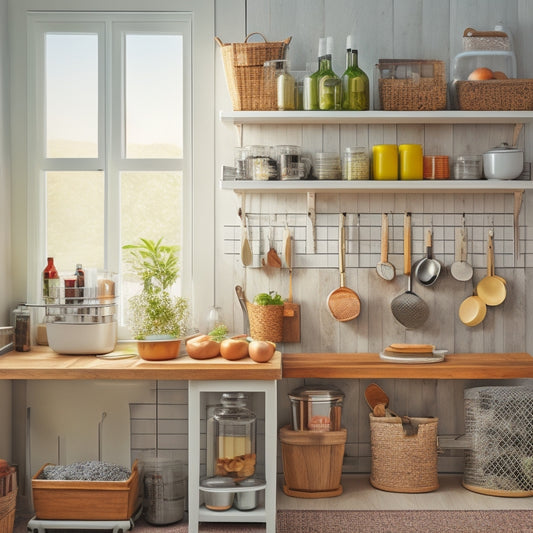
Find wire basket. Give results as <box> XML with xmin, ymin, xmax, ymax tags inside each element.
<box><xmin>463</xmin><ymin>386</ymin><xmax>533</xmax><ymax>497</ymax></box>
<box><xmin>216</xmin><ymin>33</ymin><xmax>291</xmax><ymax>111</ymax></box>
<box><xmin>369</xmin><ymin>414</ymin><xmax>439</xmax><ymax>493</ymax></box>
<box><xmin>246</xmin><ymin>302</ymin><xmax>284</xmax><ymax>342</ymax></box>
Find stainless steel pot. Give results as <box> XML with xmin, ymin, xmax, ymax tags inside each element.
<box><xmin>483</xmin><ymin>143</ymin><xmax>523</xmax><ymax>180</ymax></box>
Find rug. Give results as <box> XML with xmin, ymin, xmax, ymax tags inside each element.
<box><xmin>15</xmin><ymin>510</ymin><xmax>533</xmax><ymax>532</ymax></box>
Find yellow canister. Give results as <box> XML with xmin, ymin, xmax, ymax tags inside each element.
<box><xmin>372</xmin><ymin>144</ymin><xmax>398</xmax><ymax>180</ymax></box>
<box><xmin>399</xmin><ymin>144</ymin><xmax>423</xmax><ymax>180</ymax></box>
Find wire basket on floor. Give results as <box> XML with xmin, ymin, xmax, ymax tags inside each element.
<box><xmin>369</xmin><ymin>414</ymin><xmax>439</xmax><ymax>493</ymax></box>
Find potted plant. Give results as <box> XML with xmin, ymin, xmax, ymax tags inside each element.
<box><xmin>123</xmin><ymin>238</ymin><xmax>191</xmax><ymax>361</ymax></box>
<box><xmin>246</xmin><ymin>291</ymin><xmax>285</xmax><ymax>342</ymax></box>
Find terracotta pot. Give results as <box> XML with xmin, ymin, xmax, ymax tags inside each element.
<box><xmin>137</xmin><ymin>338</ymin><xmax>181</xmax><ymax>361</ymax></box>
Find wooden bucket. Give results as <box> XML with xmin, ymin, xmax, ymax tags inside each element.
<box><xmin>279</xmin><ymin>425</ymin><xmax>346</xmax><ymax>498</ymax></box>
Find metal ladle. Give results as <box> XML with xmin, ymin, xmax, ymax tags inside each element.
<box><xmin>415</xmin><ymin>229</ymin><xmax>441</xmax><ymax>286</ymax></box>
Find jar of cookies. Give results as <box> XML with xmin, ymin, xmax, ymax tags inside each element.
<box><xmin>211</xmin><ymin>393</ymin><xmax>256</xmax><ymax>481</ymax></box>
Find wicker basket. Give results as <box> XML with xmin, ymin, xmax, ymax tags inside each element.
<box><xmin>377</xmin><ymin>60</ymin><xmax>447</xmax><ymax>111</ymax></box>
<box><xmin>455</xmin><ymin>79</ymin><xmax>533</xmax><ymax>110</ymax></box>
<box><xmin>0</xmin><ymin>489</ymin><xmax>17</xmax><ymax>533</ymax></box>
<box><xmin>369</xmin><ymin>414</ymin><xmax>439</xmax><ymax>493</ymax></box>
<box><xmin>216</xmin><ymin>33</ymin><xmax>291</xmax><ymax>111</ymax></box>
<box><xmin>462</xmin><ymin>27</ymin><xmax>511</xmax><ymax>51</ymax></box>
<box><xmin>246</xmin><ymin>302</ymin><xmax>284</xmax><ymax>342</ymax></box>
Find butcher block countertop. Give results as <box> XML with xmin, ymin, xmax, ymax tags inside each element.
<box><xmin>0</xmin><ymin>348</ymin><xmax>532</xmax><ymax>381</ymax></box>
<box><xmin>0</xmin><ymin>346</ymin><xmax>282</xmax><ymax>381</ymax></box>
<box><xmin>282</xmin><ymin>352</ymin><xmax>533</xmax><ymax>380</ymax></box>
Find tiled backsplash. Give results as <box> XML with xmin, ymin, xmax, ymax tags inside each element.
<box><xmin>224</xmin><ymin>209</ymin><xmax>527</xmax><ymax>270</ymax></box>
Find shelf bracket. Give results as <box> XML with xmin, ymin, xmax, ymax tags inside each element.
<box><xmin>307</xmin><ymin>192</ymin><xmax>316</xmax><ymax>253</ymax></box>
<box><xmin>514</xmin><ymin>190</ymin><xmax>524</xmax><ymax>261</ymax></box>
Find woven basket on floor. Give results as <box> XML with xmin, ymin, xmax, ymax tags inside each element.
<box><xmin>246</xmin><ymin>302</ymin><xmax>284</xmax><ymax>342</ymax></box>
<box><xmin>0</xmin><ymin>488</ymin><xmax>17</xmax><ymax>533</ymax></box>
<box><xmin>215</xmin><ymin>33</ymin><xmax>291</xmax><ymax>111</ymax></box>
<box><xmin>369</xmin><ymin>414</ymin><xmax>439</xmax><ymax>493</ymax></box>
<box><xmin>455</xmin><ymin>79</ymin><xmax>533</xmax><ymax>110</ymax></box>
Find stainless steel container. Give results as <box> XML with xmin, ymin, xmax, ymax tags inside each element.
<box><xmin>289</xmin><ymin>385</ymin><xmax>344</xmax><ymax>431</ymax></box>
<box><xmin>200</xmin><ymin>476</ymin><xmax>236</xmax><ymax>511</ymax></box>
<box><xmin>234</xmin><ymin>478</ymin><xmax>265</xmax><ymax>511</ymax></box>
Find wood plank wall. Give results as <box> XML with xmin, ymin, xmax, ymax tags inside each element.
<box><xmin>215</xmin><ymin>0</ymin><xmax>533</xmax><ymax>472</ymax></box>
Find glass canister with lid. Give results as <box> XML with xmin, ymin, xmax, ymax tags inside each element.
<box><xmin>211</xmin><ymin>392</ymin><xmax>257</xmax><ymax>480</ymax></box>
<box><xmin>343</xmin><ymin>147</ymin><xmax>369</xmax><ymax>180</ymax></box>
<box><xmin>289</xmin><ymin>384</ymin><xmax>344</xmax><ymax>431</ymax></box>
<box><xmin>246</xmin><ymin>145</ymin><xmax>278</xmax><ymax>181</ymax></box>
<box><xmin>454</xmin><ymin>155</ymin><xmax>482</xmax><ymax>179</ymax></box>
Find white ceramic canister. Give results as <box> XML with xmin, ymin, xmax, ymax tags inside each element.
<box><xmin>483</xmin><ymin>143</ymin><xmax>523</xmax><ymax>180</ymax></box>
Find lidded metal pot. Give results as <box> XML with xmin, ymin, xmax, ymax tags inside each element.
<box><xmin>211</xmin><ymin>393</ymin><xmax>257</xmax><ymax>480</ymax></box>
<box><xmin>289</xmin><ymin>384</ymin><xmax>344</xmax><ymax>431</ymax></box>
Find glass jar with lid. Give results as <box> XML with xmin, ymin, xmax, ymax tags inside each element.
<box><xmin>211</xmin><ymin>392</ymin><xmax>256</xmax><ymax>480</ymax></box>
<box><xmin>454</xmin><ymin>155</ymin><xmax>482</xmax><ymax>179</ymax></box>
<box><xmin>342</xmin><ymin>147</ymin><xmax>369</xmax><ymax>180</ymax></box>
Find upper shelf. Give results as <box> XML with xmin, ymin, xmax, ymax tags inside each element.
<box><xmin>220</xmin><ymin>110</ymin><xmax>533</xmax><ymax>125</ymax></box>
<box><xmin>220</xmin><ymin>179</ymin><xmax>533</xmax><ymax>194</ymax></box>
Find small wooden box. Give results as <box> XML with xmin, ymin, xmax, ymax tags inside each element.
<box><xmin>32</xmin><ymin>461</ymin><xmax>139</xmax><ymax>520</ymax></box>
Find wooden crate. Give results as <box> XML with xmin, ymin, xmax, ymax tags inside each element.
<box><xmin>32</xmin><ymin>461</ymin><xmax>139</xmax><ymax>520</ymax></box>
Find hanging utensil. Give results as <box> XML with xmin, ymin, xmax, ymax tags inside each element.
<box><xmin>476</xmin><ymin>230</ymin><xmax>506</xmax><ymax>306</ymax></box>
<box><xmin>450</xmin><ymin>219</ymin><xmax>473</xmax><ymax>282</ymax></box>
<box><xmin>239</xmin><ymin>196</ymin><xmax>253</xmax><ymax>268</ymax></box>
<box><xmin>283</xmin><ymin>225</ymin><xmax>301</xmax><ymax>342</ymax></box>
<box><xmin>235</xmin><ymin>285</ymin><xmax>250</xmax><ymax>335</ymax></box>
<box><xmin>459</xmin><ymin>282</ymin><xmax>487</xmax><ymax>327</ymax></box>
<box><xmin>327</xmin><ymin>213</ymin><xmax>361</xmax><ymax>322</ymax></box>
<box><xmin>265</xmin><ymin>222</ymin><xmax>282</xmax><ymax>268</ymax></box>
<box><xmin>376</xmin><ymin>213</ymin><xmax>395</xmax><ymax>281</ymax></box>
<box><xmin>391</xmin><ymin>213</ymin><xmax>429</xmax><ymax>329</ymax></box>
<box><xmin>414</xmin><ymin>229</ymin><xmax>441</xmax><ymax>286</ymax></box>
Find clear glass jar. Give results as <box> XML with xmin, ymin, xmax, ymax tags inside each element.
<box><xmin>234</xmin><ymin>147</ymin><xmax>250</xmax><ymax>180</ymax></box>
<box><xmin>264</xmin><ymin>59</ymin><xmax>295</xmax><ymax>111</ymax></box>
<box><xmin>211</xmin><ymin>392</ymin><xmax>256</xmax><ymax>481</ymax></box>
<box><xmin>246</xmin><ymin>145</ymin><xmax>278</xmax><ymax>180</ymax></box>
<box><xmin>343</xmin><ymin>147</ymin><xmax>369</xmax><ymax>180</ymax></box>
<box><xmin>276</xmin><ymin>145</ymin><xmax>304</xmax><ymax>180</ymax></box>
<box><xmin>455</xmin><ymin>155</ymin><xmax>482</xmax><ymax>179</ymax></box>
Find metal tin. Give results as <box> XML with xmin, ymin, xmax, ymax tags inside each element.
<box><xmin>288</xmin><ymin>385</ymin><xmax>344</xmax><ymax>431</ymax></box>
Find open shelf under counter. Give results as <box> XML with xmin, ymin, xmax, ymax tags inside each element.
<box><xmin>220</xmin><ymin>110</ymin><xmax>533</xmax><ymax>125</ymax></box>
<box><xmin>282</xmin><ymin>352</ymin><xmax>533</xmax><ymax>380</ymax></box>
<box><xmin>220</xmin><ymin>178</ymin><xmax>533</xmax><ymax>194</ymax></box>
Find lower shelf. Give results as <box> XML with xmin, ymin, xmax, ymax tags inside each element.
<box><xmin>277</xmin><ymin>474</ymin><xmax>533</xmax><ymax>511</ymax></box>
<box><xmin>198</xmin><ymin>504</ymin><xmax>267</xmax><ymax>523</ymax></box>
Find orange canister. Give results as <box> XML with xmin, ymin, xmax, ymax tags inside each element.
<box><xmin>372</xmin><ymin>144</ymin><xmax>398</xmax><ymax>180</ymax></box>
<box><xmin>399</xmin><ymin>144</ymin><xmax>423</xmax><ymax>180</ymax></box>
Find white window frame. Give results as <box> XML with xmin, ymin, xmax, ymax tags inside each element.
<box><xmin>9</xmin><ymin>0</ymin><xmax>215</xmax><ymax>331</ymax></box>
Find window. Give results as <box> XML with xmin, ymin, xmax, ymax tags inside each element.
<box><xmin>27</xmin><ymin>13</ymin><xmax>192</xmax><ymax>334</ymax></box>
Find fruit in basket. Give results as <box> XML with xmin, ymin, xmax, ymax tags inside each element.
<box><xmin>468</xmin><ymin>67</ymin><xmax>494</xmax><ymax>80</ymax></box>
<box><xmin>492</xmin><ymin>71</ymin><xmax>508</xmax><ymax>80</ymax></box>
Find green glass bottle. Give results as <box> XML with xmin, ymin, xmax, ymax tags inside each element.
<box><xmin>341</xmin><ymin>36</ymin><xmax>369</xmax><ymax>111</ymax></box>
<box><xmin>303</xmin><ymin>38</ymin><xmax>325</xmax><ymax>110</ymax></box>
<box><xmin>318</xmin><ymin>37</ymin><xmax>341</xmax><ymax>110</ymax></box>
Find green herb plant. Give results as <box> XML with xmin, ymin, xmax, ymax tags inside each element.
<box><xmin>253</xmin><ymin>291</ymin><xmax>284</xmax><ymax>306</ymax></box>
<box><xmin>208</xmin><ymin>324</ymin><xmax>229</xmax><ymax>342</ymax></box>
<box><xmin>123</xmin><ymin>238</ymin><xmax>190</xmax><ymax>340</ymax></box>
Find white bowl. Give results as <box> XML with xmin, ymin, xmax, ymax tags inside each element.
<box><xmin>483</xmin><ymin>144</ymin><xmax>523</xmax><ymax>180</ymax></box>
<box><xmin>46</xmin><ymin>321</ymin><xmax>117</xmax><ymax>355</ymax></box>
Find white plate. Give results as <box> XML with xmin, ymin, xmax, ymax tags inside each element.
<box><xmin>379</xmin><ymin>350</ymin><xmax>446</xmax><ymax>364</ymax></box>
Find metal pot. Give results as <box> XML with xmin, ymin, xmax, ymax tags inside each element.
<box><xmin>483</xmin><ymin>143</ymin><xmax>523</xmax><ymax>180</ymax></box>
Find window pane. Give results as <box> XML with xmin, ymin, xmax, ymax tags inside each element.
<box><xmin>46</xmin><ymin>171</ymin><xmax>105</xmax><ymax>273</ymax></box>
<box><xmin>125</xmin><ymin>34</ymin><xmax>183</xmax><ymax>158</ymax></box>
<box><xmin>120</xmin><ymin>171</ymin><xmax>182</xmax><ymax>304</ymax></box>
<box><xmin>46</xmin><ymin>34</ymin><xmax>98</xmax><ymax>158</ymax></box>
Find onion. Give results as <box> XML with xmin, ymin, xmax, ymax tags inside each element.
<box><xmin>186</xmin><ymin>335</ymin><xmax>220</xmax><ymax>359</ymax></box>
<box><xmin>220</xmin><ymin>336</ymin><xmax>249</xmax><ymax>360</ymax></box>
<box><xmin>248</xmin><ymin>340</ymin><xmax>276</xmax><ymax>363</ymax></box>
<box><xmin>467</xmin><ymin>67</ymin><xmax>494</xmax><ymax>80</ymax></box>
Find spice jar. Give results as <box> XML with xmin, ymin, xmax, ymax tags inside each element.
<box><xmin>399</xmin><ymin>144</ymin><xmax>423</xmax><ymax>180</ymax></box>
<box><xmin>342</xmin><ymin>147</ymin><xmax>369</xmax><ymax>180</ymax></box>
<box><xmin>372</xmin><ymin>144</ymin><xmax>398</xmax><ymax>180</ymax></box>
<box><xmin>210</xmin><ymin>393</ymin><xmax>256</xmax><ymax>480</ymax></box>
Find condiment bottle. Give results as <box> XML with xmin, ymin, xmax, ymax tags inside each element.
<box><xmin>318</xmin><ymin>37</ymin><xmax>341</xmax><ymax>110</ymax></box>
<box><xmin>14</xmin><ymin>306</ymin><xmax>31</xmax><ymax>352</ymax></box>
<box><xmin>372</xmin><ymin>144</ymin><xmax>398</xmax><ymax>180</ymax></box>
<box><xmin>210</xmin><ymin>392</ymin><xmax>256</xmax><ymax>480</ymax></box>
<box><xmin>42</xmin><ymin>257</ymin><xmax>59</xmax><ymax>304</ymax></box>
<box><xmin>75</xmin><ymin>264</ymin><xmax>85</xmax><ymax>303</ymax></box>
<box><xmin>275</xmin><ymin>60</ymin><xmax>295</xmax><ymax>110</ymax></box>
<box><xmin>303</xmin><ymin>39</ymin><xmax>325</xmax><ymax>110</ymax></box>
<box><xmin>341</xmin><ymin>35</ymin><xmax>369</xmax><ymax>110</ymax></box>
<box><xmin>399</xmin><ymin>144</ymin><xmax>423</xmax><ymax>180</ymax></box>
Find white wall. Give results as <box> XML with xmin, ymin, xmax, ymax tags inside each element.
<box><xmin>0</xmin><ymin>0</ymin><xmax>12</xmax><ymax>462</ymax></box>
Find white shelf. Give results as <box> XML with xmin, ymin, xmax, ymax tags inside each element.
<box><xmin>220</xmin><ymin>179</ymin><xmax>533</xmax><ymax>194</ymax></box>
<box><xmin>220</xmin><ymin>110</ymin><xmax>533</xmax><ymax>125</ymax></box>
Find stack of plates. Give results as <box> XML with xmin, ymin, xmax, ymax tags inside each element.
<box><xmin>313</xmin><ymin>152</ymin><xmax>341</xmax><ymax>180</ymax></box>
<box><xmin>380</xmin><ymin>343</ymin><xmax>447</xmax><ymax>364</ymax></box>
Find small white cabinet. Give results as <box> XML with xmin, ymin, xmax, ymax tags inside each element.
<box><xmin>188</xmin><ymin>379</ymin><xmax>277</xmax><ymax>533</ymax></box>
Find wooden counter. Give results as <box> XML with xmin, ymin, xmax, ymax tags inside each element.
<box><xmin>282</xmin><ymin>352</ymin><xmax>533</xmax><ymax>380</ymax></box>
<box><xmin>0</xmin><ymin>346</ymin><xmax>282</xmax><ymax>381</ymax></box>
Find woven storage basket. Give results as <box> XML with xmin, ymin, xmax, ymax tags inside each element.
<box><xmin>216</xmin><ymin>33</ymin><xmax>291</xmax><ymax>111</ymax></box>
<box><xmin>246</xmin><ymin>302</ymin><xmax>284</xmax><ymax>342</ymax></box>
<box><xmin>0</xmin><ymin>489</ymin><xmax>17</xmax><ymax>533</ymax></box>
<box><xmin>462</xmin><ymin>27</ymin><xmax>511</xmax><ymax>51</ymax></box>
<box><xmin>455</xmin><ymin>79</ymin><xmax>533</xmax><ymax>110</ymax></box>
<box><xmin>377</xmin><ymin>60</ymin><xmax>446</xmax><ymax>111</ymax></box>
<box><xmin>369</xmin><ymin>414</ymin><xmax>439</xmax><ymax>493</ymax></box>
